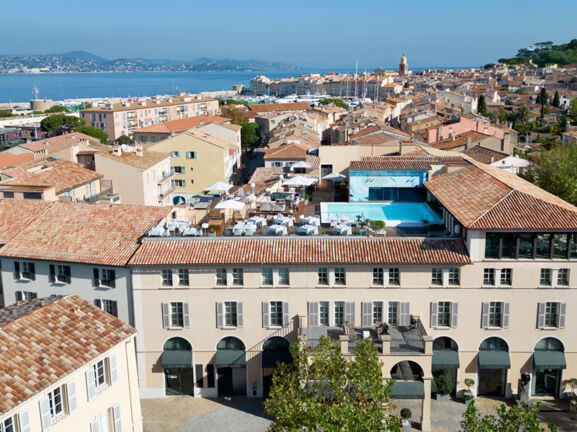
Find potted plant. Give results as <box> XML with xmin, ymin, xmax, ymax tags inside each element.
<box><xmin>568</xmin><ymin>378</ymin><xmax>577</xmax><ymax>413</ymax></box>
<box><xmin>434</xmin><ymin>372</ymin><xmax>453</xmax><ymax>401</ymax></box>
<box><xmin>400</xmin><ymin>408</ymin><xmax>412</xmax><ymax>432</ymax></box>
<box><xmin>463</xmin><ymin>378</ymin><xmax>475</xmax><ymax>405</ymax></box>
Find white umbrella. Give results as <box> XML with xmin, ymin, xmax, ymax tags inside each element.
<box><xmin>291</xmin><ymin>161</ymin><xmax>313</xmax><ymax>169</ymax></box>
<box><xmin>215</xmin><ymin>199</ymin><xmax>245</xmax><ymax>210</ymax></box>
<box><xmin>322</xmin><ymin>172</ymin><xmax>346</xmax><ymax>181</ymax></box>
<box><xmin>282</xmin><ymin>176</ymin><xmax>317</xmax><ymax>187</ymax></box>
<box><xmin>204</xmin><ymin>182</ymin><xmax>233</xmax><ymax>192</ymax></box>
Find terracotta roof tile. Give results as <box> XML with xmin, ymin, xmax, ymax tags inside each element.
<box><xmin>264</xmin><ymin>143</ymin><xmax>310</xmax><ymax>160</ymax></box>
<box><xmin>133</xmin><ymin>115</ymin><xmax>230</xmax><ymax>134</ymax></box>
<box><xmin>248</xmin><ymin>103</ymin><xmax>311</xmax><ymax>113</ymax></box>
<box><xmin>248</xmin><ymin>167</ymin><xmax>284</xmax><ymax>185</ymax></box>
<box><xmin>0</xmin><ymin>152</ymin><xmax>33</xmax><ymax>170</ymax></box>
<box><xmin>0</xmin><ymin>200</ymin><xmax>53</xmax><ymax>244</ymax></box>
<box><xmin>19</xmin><ymin>133</ymin><xmax>99</xmax><ymax>153</ymax></box>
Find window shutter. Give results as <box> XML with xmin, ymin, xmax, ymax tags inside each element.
<box><xmin>557</xmin><ymin>302</ymin><xmax>566</xmax><ymax>329</ymax></box>
<box><xmin>90</xmin><ymin>418</ymin><xmax>101</xmax><ymax>432</ymax></box>
<box><xmin>481</xmin><ymin>302</ymin><xmax>489</xmax><ymax>329</ymax></box>
<box><xmin>361</xmin><ymin>302</ymin><xmax>372</xmax><ymax>327</ymax></box>
<box><xmin>29</xmin><ymin>263</ymin><xmax>35</xmax><ymax>281</ymax></box>
<box><xmin>16</xmin><ymin>291</ymin><xmax>23</xmax><ymax>302</ymax></box>
<box><xmin>39</xmin><ymin>396</ymin><xmax>51</xmax><ymax>431</ymax></box>
<box><xmin>282</xmin><ymin>302</ymin><xmax>289</xmax><ymax>327</ymax></box>
<box><xmin>109</xmin><ymin>270</ymin><xmax>116</xmax><ymax>288</ymax></box>
<box><xmin>160</xmin><ymin>302</ymin><xmax>173</xmax><ymax>328</ymax></box>
<box><xmin>400</xmin><ymin>302</ymin><xmax>410</xmax><ymax>327</ymax></box>
<box><xmin>49</xmin><ymin>264</ymin><xmax>56</xmax><ymax>283</ymax></box>
<box><xmin>19</xmin><ymin>410</ymin><xmax>31</xmax><ymax>432</ymax></box>
<box><xmin>66</xmin><ymin>381</ymin><xmax>77</xmax><ymax>413</ymax></box>
<box><xmin>307</xmin><ymin>302</ymin><xmax>318</xmax><ymax>327</ymax></box>
<box><xmin>113</xmin><ymin>404</ymin><xmax>122</xmax><ymax>432</ymax></box>
<box><xmin>262</xmin><ymin>302</ymin><xmax>270</xmax><ymax>328</ymax></box>
<box><xmin>216</xmin><ymin>302</ymin><xmax>224</xmax><ymax>329</ymax></box>
<box><xmin>94</xmin><ymin>299</ymin><xmax>103</xmax><ymax>309</ymax></box>
<box><xmin>451</xmin><ymin>302</ymin><xmax>459</xmax><ymax>329</ymax></box>
<box><xmin>65</xmin><ymin>265</ymin><xmax>71</xmax><ymax>283</ymax></box>
<box><xmin>537</xmin><ymin>302</ymin><xmax>546</xmax><ymax>329</ymax></box>
<box><xmin>430</xmin><ymin>302</ymin><xmax>438</xmax><ymax>328</ymax></box>
<box><xmin>237</xmin><ymin>302</ymin><xmax>244</xmax><ymax>328</ymax></box>
<box><xmin>345</xmin><ymin>302</ymin><xmax>355</xmax><ymax>326</ymax></box>
<box><xmin>502</xmin><ymin>302</ymin><xmax>510</xmax><ymax>329</ymax></box>
<box><xmin>93</xmin><ymin>268</ymin><xmax>100</xmax><ymax>286</ymax></box>
<box><xmin>109</xmin><ymin>354</ymin><xmax>118</xmax><ymax>384</ymax></box>
<box><xmin>183</xmin><ymin>303</ymin><xmax>190</xmax><ymax>329</ymax></box>
<box><xmin>14</xmin><ymin>261</ymin><xmax>20</xmax><ymax>279</ymax></box>
<box><xmin>86</xmin><ymin>368</ymin><xmax>96</xmax><ymax>401</ymax></box>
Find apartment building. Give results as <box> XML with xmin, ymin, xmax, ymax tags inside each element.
<box><xmin>0</xmin><ymin>295</ymin><xmax>142</xmax><ymax>432</ymax></box>
<box><xmin>80</xmin><ymin>96</ymin><xmax>219</xmax><ymax>140</ymax></box>
<box><xmin>133</xmin><ymin>115</ymin><xmax>231</xmax><ymax>145</ymax></box>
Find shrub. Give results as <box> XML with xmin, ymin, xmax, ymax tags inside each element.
<box><xmin>434</xmin><ymin>373</ymin><xmax>453</xmax><ymax>396</ymax></box>
<box><xmin>464</xmin><ymin>378</ymin><xmax>475</xmax><ymax>389</ymax></box>
<box><xmin>400</xmin><ymin>408</ymin><xmax>412</xmax><ymax>420</ymax></box>
<box><xmin>369</xmin><ymin>220</ymin><xmax>385</xmax><ymax>231</ymax></box>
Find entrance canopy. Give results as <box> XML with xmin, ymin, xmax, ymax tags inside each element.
<box><xmin>215</xmin><ymin>350</ymin><xmax>246</xmax><ymax>368</ymax></box>
<box><xmin>478</xmin><ymin>351</ymin><xmax>510</xmax><ymax>369</ymax></box>
<box><xmin>534</xmin><ymin>351</ymin><xmax>566</xmax><ymax>369</ymax></box>
<box><xmin>432</xmin><ymin>350</ymin><xmax>460</xmax><ymax>368</ymax></box>
<box><xmin>390</xmin><ymin>381</ymin><xmax>425</xmax><ymax>399</ymax></box>
<box><xmin>162</xmin><ymin>351</ymin><xmax>192</xmax><ymax>368</ymax></box>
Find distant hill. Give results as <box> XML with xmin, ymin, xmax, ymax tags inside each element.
<box><xmin>498</xmin><ymin>39</ymin><xmax>577</xmax><ymax>67</ymax></box>
<box><xmin>0</xmin><ymin>51</ymin><xmax>301</xmax><ymax>73</ymax></box>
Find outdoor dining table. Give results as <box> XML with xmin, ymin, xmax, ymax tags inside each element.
<box><xmin>298</xmin><ymin>224</ymin><xmax>319</xmax><ymax>235</ymax></box>
<box><xmin>268</xmin><ymin>224</ymin><xmax>288</xmax><ymax>235</ymax></box>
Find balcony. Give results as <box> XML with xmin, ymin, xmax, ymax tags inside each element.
<box><xmin>159</xmin><ymin>186</ymin><xmax>176</xmax><ymax>201</ymax></box>
<box><xmin>157</xmin><ymin>171</ymin><xmax>174</xmax><ymax>185</ymax></box>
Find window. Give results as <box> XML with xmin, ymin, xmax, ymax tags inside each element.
<box><xmin>558</xmin><ymin>269</ymin><xmax>569</xmax><ymax>286</ymax></box>
<box><xmin>536</xmin><ymin>234</ymin><xmax>552</xmax><ymax>258</ymax></box>
<box><xmin>500</xmin><ymin>268</ymin><xmax>512</xmax><ymax>286</ymax></box>
<box><xmin>22</xmin><ymin>192</ymin><xmax>42</xmax><ymax>200</ymax></box>
<box><xmin>437</xmin><ymin>301</ymin><xmax>451</xmax><ymax>327</ymax></box>
<box><xmin>389</xmin><ymin>268</ymin><xmax>400</xmax><ymax>285</ymax></box>
<box><xmin>93</xmin><ymin>359</ymin><xmax>107</xmax><ymax>389</ymax></box>
<box><xmin>540</xmin><ymin>268</ymin><xmax>552</xmax><ymax>286</ymax></box>
<box><xmin>162</xmin><ymin>269</ymin><xmax>173</xmax><ymax>286</ymax></box>
<box><xmin>170</xmin><ymin>302</ymin><xmax>184</xmax><ymax>327</ymax></box>
<box><xmin>318</xmin><ymin>268</ymin><xmax>328</xmax><ymax>285</ymax></box>
<box><xmin>334</xmin><ymin>268</ymin><xmax>346</xmax><ymax>285</ymax></box>
<box><xmin>431</xmin><ymin>268</ymin><xmax>443</xmax><ymax>285</ymax></box>
<box><xmin>173</xmin><ymin>179</ymin><xmax>186</xmax><ymax>188</ymax></box>
<box><xmin>483</xmin><ymin>268</ymin><xmax>495</xmax><ymax>286</ymax></box>
<box><xmin>95</xmin><ymin>299</ymin><xmax>118</xmax><ymax>317</ymax></box>
<box><xmin>47</xmin><ymin>386</ymin><xmax>64</xmax><ymax>418</ymax></box>
<box><xmin>3</xmin><ymin>192</ymin><xmax>14</xmax><ymax>199</ymax></box>
<box><xmin>538</xmin><ymin>302</ymin><xmax>566</xmax><ymax>329</ymax></box>
<box><xmin>262</xmin><ymin>268</ymin><xmax>273</xmax><ymax>285</ymax></box>
<box><xmin>15</xmin><ymin>261</ymin><xmax>35</xmax><ymax>280</ymax></box>
<box><xmin>0</xmin><ymin>417</ymin><xmax>14</xmax><ymax>432</ymax></box>
<box><xmin>270</xmin><ymin>301</ymin><xmax>283</xmax><ymax>327</ymax></box>
<box><xmin>15</xmin><ymin>291</ymin><xmax>37</xmax><ymax>301</ymax></box>
<box><xmin>94</xmin><ymin>268</ymin><xmax>116</xmax><ymax>288</ymax></box>
<box><xmin>216</xmin><ymin>268</ymin><xmax>227</xmax><ymax>286</ymax></box>
<box><xmin>489</xmin><ymin>302</ymin><xmax>502</xmax><ymax>327</ymax></box>
<box><xmin>373</xmin><ymin>301</ymin><xmax>383</xmax><ymax>324</ymax></box>
<box><xmin>232</xmin><ymin>268</ymin><xmax>243</xmax><ymax>285</ymax></box>
<box><xmin>178</xmin><ymin>269</ymin><xmax>189</xmax><ymax>286</ymax></box>
<box><xmin>373</xmin><ymin>268</ymin><xmax>384</xmax><ymax>285</ymax></box>
<box><xmin>186</xmin><ymin>151</ymin><xmax>197</xmax><ymax>159</ymax></box>
<box><xmin>388</xmin><ymin>302</ymin><xmax>399</xmax><ymax>326</ymax></box>
<box><xmin>170</xmin><ymin>151</ymin><xmax>180</xmax><ymax>157</ymax></box>
<box><xmin>544</xmin><ymin>302</ymin><xmax>558</xmax><ymax>327</ymax></box>
<box><xmin>278</xmin><ymin>268</ymin><xmax>289</xmax><ymax>285</ymax></box>
<box><xmin>224</xmin><ymin>301</ymin><xmax>238</xmax><ymax>327</ymax></box>
<box><xmin>448</xmin><ymin>268</ymin><xmax>460</xmax><ymax>285</ymax></box>
<box><xmin>173</xmin><ymin>166</ymin><xmax>185</xmax><ymax>174</ymax></box>
<box><xmin>318</xmin><ymin>301</ymin><xmax>330</xmax><ymax>326</ymax></box>
<box><xmin>334</xmin><ymin>301</ymin><xmax>345</xmax><ymax>326</ymax></box>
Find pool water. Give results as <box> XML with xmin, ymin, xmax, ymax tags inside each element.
<box><xmin>321</xmin><ymin>202</ymin><xmax>442</xmax><ymax>227</ymax></box>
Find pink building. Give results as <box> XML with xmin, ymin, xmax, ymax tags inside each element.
<box><xmin>427</xmin><ymin>116</ymin><xmax>514</xmax><ymax>143</ymax></box>
<box><xmin>80</xmin><ymin>95</ymin><xmax>219</xmax><ymax>140</ymax></box>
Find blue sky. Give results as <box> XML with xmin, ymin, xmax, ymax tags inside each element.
<box><xmin>2</xmin><ymin>0</ymin><xmax>577</xmax><ymax>68</ymax></box>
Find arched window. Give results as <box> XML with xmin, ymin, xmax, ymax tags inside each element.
<box><xmin>217</xmin><ymin>336</ymin><xmax>245</xmax><ymax>351</ymax></box>
<box><xmin>479</xmin><ymin>337</ymin><xmax>508</xmax><ymax>352</ymax></box>
<box><xmin>163</xmin><ymin>337</ymin><xmax>192</xmax><ymax>351</ymax></box>
<box><xmin>433</xmin><ymin>337</ymin><xmax>458</xmax><ymax>351</ymax></box>
<box><xmin>263</xmin><ymin>337</ymin><xmax>290</xmax><ymax>352</ymax></box>
<box><xmin>535</xmin><ymin>337</ymin><xmax>564</xmax><ymax>352</ymax></box>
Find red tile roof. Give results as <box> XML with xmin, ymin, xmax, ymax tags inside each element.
<box><xmin>0</xmin><ymin>152</ymin><xmax>33</xmax><ymax>170</ymax></box>
<box><xmin>0</xmin><ymin>200</ymin><xmax>52</xmax><ymax>244</ymax></box>
<box><xmin>351</xmin><ymin>155</ymin><xmax>465</xmax><ymax>171</ymax></box>
<box><xmin>133</xmin><ymin>115</ymin><xmax>230</xmax><ymax>134</ymax></box>
<box><xmin>248</xmin><ymin>102</ymin><xmax>312</xmax><ymax>113</ymax></box>
<box><xmin>129</xmin><ymin>237</ymin><xmax>471</xmax><ymax>266</ymax></box>
<box><xmin>0</xmin><ymin>295</ymin><xmax>135</xmax><ymax>414</ymax></box>
<box><xmin>248</xmin><ymin>167</ymin><xmax>284</xmax><ymax>185</ymax></box>
<box><xmin>19</xmin><ymin>132</ymin><xmax>99</xmax><ymax>153</ymax></box>
<box><xmin>264</xmin><ymin>143</ymin><xmax>310</xmax><ymax>160</ymax></box>
<box><xmin>0</xmin><ymin>201</ymin><xmax>172</xmax><ymax>266</ymax></box>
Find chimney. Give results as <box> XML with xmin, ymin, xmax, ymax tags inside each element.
<box><xmin>112</xmin><ymin>145</ymin><xmax>122</xmax><ymax>156</ymax></box>
<box><xmin>136</xmin><ymin>145</ymin><xmax>144</xmax><ymax>157</ymax></box>
<box><xmin>466</xmin><ymin>136</ymin><xmax>472</xmax><ymax>149</ymax></box>
<box><xmin>490</xmin><ymin>156</ymin><xmax>495</xmax><ymax>164</ymax></box>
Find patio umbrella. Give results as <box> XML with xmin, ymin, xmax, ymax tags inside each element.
<box><xmin>282</xmin><ymin>176</ymin><xmax>317</xmax><ymax>187</ymax></box>
<box><xmin>291</xmin><ymin>161</ymin><xmax>313</xmax><ymax>169</ymax></box>
<box><xmin>322</xmin><ymin>172</ymin><xmax>346</xmax><ymax>181</ymax></box>
<box><xmin>204</xmin><ymin>182</ymin><xmax>233</xmax><ymax>192</ymax></box>
<box><xmin>215</xmin><ymin>199</ymin><xmax>245</xmax><ymax>210</ymax></box>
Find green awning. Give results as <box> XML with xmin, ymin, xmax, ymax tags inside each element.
<box><xmin>478</xmin><ymin>351</ymin><xmax>510</xmax><ymax>369</ymax></box>
<box><xmin>391</xmin><ymin>381</ymin><xmax>425</xmax><ymax>399</ymax></box>
<box><xmin>534</xmin><ymin>351</ymin><xmax>566</xmax><ymax>369</ymax></box>
<box><xmin>262</xmin><ymin>351</ymin><xmax>292</xmax><ymax>367</ymax></box>
<box><xmin>433</xmin><ymin>350</ymin><xmax>460</xmax><ymax>368</ymax></box>
<box><xmin>215</xmin><ymin>350</ymin><xmax>246</xmax><ymax>368</ymax></box>
<box><xmin>161</xmin><ymin>351</ymin><xmax>192</xmax><ymax>368</ymax></box>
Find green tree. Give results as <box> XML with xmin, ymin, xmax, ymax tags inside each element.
<box><xmin>536</xmin><ymin>88</ymin><xmax>548</xmax><ymax>106</ymax></box>
<box><xmin>75</xmin><ymin>125</ymin><xmax>108</xmax><ymax>144</ymax></box>
<box><xmin>478</xmin><ymin>95</ymin><xmax>489</xmax><ymax>117</ymax></box>
<box><xmin>240</xmin><ymin>122</ymin><xmax>260</xmax><ymax>150</ymax></box>
<box><xmin>40</xmin><ymin>114</ymin><xmax>84</xmax><ymax>134</ymax></box>
<box><xmin>265</xmin><ymin>337</ymin><xmax>398</xmax><ymax>432</ymax></box>
<box><xmin>116</xmin><ymin>135</ymin><xmax>132</xmax><ymax>145</ymax></box>
<box><xmin>0</xmin><ymin>110</ymin><xmax>15</xmax><ymax>118</ymax></box>
<box><xmin>461</xmin><ymin>401</ymin><xmax>557</xmax><ymax>432</ymax></box>
<box><xmin>552</xmin><ymin>91</ymin><xmax>560</xmax><ymax>108</ymax></box>
<box><xmin>220</xmin><ymin>106</ymin><xmax>248</xmax><ymax>125</ymax></box>
<box><xmin>44</xmin><ymin>105</ymin><xmax>70</xmax><ymax>113</ymax></box>
<box><xmin>319</xmin><ymin>98</ymin><xmax>348</xmax><ymax>109</ymax></box>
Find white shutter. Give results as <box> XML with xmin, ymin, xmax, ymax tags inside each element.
<box><xmin>502</xmin><ymin>302</ymin><xmax>510</xmax><ymax>329</ymax></box>
<box><xmin>66</xmin><ymin>381</ymin><xmax>77</xmax><ymax>413</ymax></box>
<box><xmin>307</xmin><ymin>302</ymin><xmax>319</xmax><ymax>327</ymax></box>
<box><xmin>400</xmin><ymin>302</ymin><xmax>410</xmax><ymax>327</ymax></box>
<box><xmin>39</xmin><ymin>396</ymin><xmax>51</xmax><ymax>431</ymax></box>
<box><xmin>450</xmin><ymin>302</ymin><xmax>458</xmax><ymax>329</ymax></box>
<box><xmin>237</xmin><ymin>302</ymin><xmax>244</xmax><ymax>328</ymax></box>
<box><xmin>262</xmin><ymin>302</ymin><xmax>270</xmax><ymax>328</ymax></box>
<box><xmin>19</xmin><ymin>410</ymin><xmax>31</xmax><ymax>432</ymax></box>
<box><xmin>558</xmin><ymin>302</ymin><xmax>566</xmax><ymax>329</ymax></box>
<box><xmin>90</xmin><ymin>418</ymin><xmax>101</xmax><ymax>432</ymax></box>
<box><xmin>361</xmin><ymin>302</ymin><xmax>372</xmax><ymax>327</ymax></box>
<box><xmin>282</xmin><ymin>302</ymin><xmax>289</xmax><ymax>327</ymax></box>
<box><xmin>345</xmin><ymin>302</ymin><xmax>355</xmax><ymax>326</ymax></box>
<box><xmin>86</xmin><ymin>368</ymin><xmax>96</xmax><ymax>401</ymax></box>
<box><xmin>161</xmin><ymin>303</ymin><xmax>170</xmax><ymax>328</ymax></box>
<box><xmin>101</xmin><ymin>411</ymin><xmax>110</xmax><ymax>432</ymax></box>
<box><xmin>481</xmin><ymin>302</ymin><xmax>489</xmax><ymax>329</ymax></box>
<box><xmin>113</xmin><ymin>404</ymin><xmax>122</xmax><ymax>432</ymax></box>
<box><xmin>430</xmin><ymin>302</ymin><xmax>438</xmax><ymax>328</ymax></box>
<box><xmin>537</xmin><ymin>302</ymin><xmax>546</xmax><ymax>329</ymax></box>
<box><xmin>183</xmin><ymin>303</ymin><xmax>190</xmax><ymax>329</ymax></box>
<box><xmin>216</xmin><ymin>302</ymin><xmax>224</xmax><ymax>328</ymax></box>
<box><xmin>109</xmin><ymin>354</ymin><xmax>118</xmax><ymax>384</ymax></box>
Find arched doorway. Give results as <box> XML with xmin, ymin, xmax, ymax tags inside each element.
<box><xmin>262</xmin><ymin>337</ymin><xmax>292</xmax><ymax>397</ymax></box>
<box><xmin>533</xmin><ymin>337</ymin><xmax>566</xmax><ymax>397</ymax></box>
<box><xmin>390</xmin><ymin>361</ymin><xmax>425</xmax><ymax>399</ymax></box>
<box><xmin>432</xmin><ymin>337</ymin><xmax>459</xmax><ymax>397</ymax></box>
<box><xmin>478</xmin><ymin>337</ymin><xmax>510</xmax><ymax>396</ymax></box>
<box><xmin>216</xmin><ymin>337</ymin><xmax>246</xmax><ymax>396</ymax></box>
<box><xmin>162</xmin><ymin>337</ymin><xmax>193</xmax><ymax>396</ymax></box>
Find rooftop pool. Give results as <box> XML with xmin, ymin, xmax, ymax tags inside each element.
<box><xmin>321</xmin><ymin>202</ymin><xmax>443</xmax><ymax>227</ymax></box>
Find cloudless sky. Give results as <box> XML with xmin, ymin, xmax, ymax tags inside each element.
<box><xmin>2</xmin><ymin>0</ymin><xmax>577</xmax><ymax>68</ymax></box>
